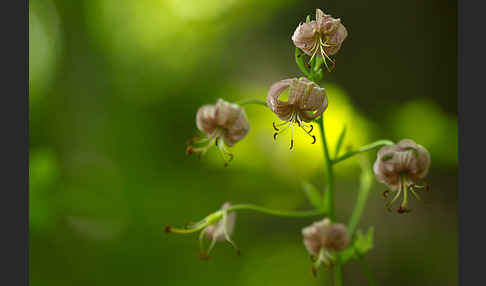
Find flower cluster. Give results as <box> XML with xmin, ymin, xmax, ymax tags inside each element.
<box><xmin>173</xmin><ymin>8</ymin><xmax>434</xmax><ymax>282</ymax></box>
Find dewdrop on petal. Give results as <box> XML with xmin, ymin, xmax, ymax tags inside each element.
<box><xmin>302</xmin><ymin>218</ymin><xmax>350</xmax><ymax>275</ymax></box>
<box><xmin>292</xmin><ymin>9</ymin><xmax>348</xmax><ymax>71</ymax></box>
<box><xmin>186</xmin><ymin>99</ymin><xmax>250</xmax><ymax>166</ymax></box>
<box><xmin>266</xmin><ymin>77</ymin><xmax>327</xmax><ymax>150</ymax></box>
<box><xmin>373</xmin><ymin>139</ymin><xmax>431</xmax><ymax>213</ymax></box>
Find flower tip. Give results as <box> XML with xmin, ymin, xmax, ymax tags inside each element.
<box><xmin>397</xmin><ymin>206</ymin><xmax>411</xmax><ymax>214</ymax></box>
<box><xmin>197</xmin><ymin>251</ymin><xmax>210</xmax><ymax>261</ymax></box>
<box><xmin>186</xmin><ymin>146</ymin><xmax>194</xmax><ymax>155</ymax></box>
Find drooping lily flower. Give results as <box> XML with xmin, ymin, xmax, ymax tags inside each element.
<box><xmin>266</xmin><ymin>77</ymin><xmax>328</xmax><ymax>150</ymax></box>
<box><xmin>165</xmin><ymin>202</ymin><xmax>238</xmax><ymax>259</ymax></box>
<box><xmin>302</xmin><ymin>218</ymin><xmax>350</xmax><ymax>275</ymax></box>
<box><xmin>373</xmin><ymin>139</ymin><xmax>431</xmax><ymax>213</ymax></box>
<box><xmin>186</xmin><ymin>99</ymin><xmax>250</xmax><ymax>166</ymax></box>
<box><xmin>292</xmin><ymin>9</ymin><xmax>348</xmax><ymax>71</ymax></box>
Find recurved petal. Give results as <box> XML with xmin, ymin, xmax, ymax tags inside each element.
<box><xmin>298</xmin><ymin>85</ymin><xmax>328</xmax><ymax>122</ymax></box>
<box><xmin>214</xmin><ymin>99</ymin><xmax>242</xmax><ymax>127</ymax></box>
<box><xmin>223</xmin><ymin>109</ymin><xmax>250</xmax><ymax>146</ymax></box>
<box><xmin>291</xmin><ymin>22</ymin><xmax>317</xmax><ymax>56</ymax></box>
<box><xmin>266</xmin><ymin>79</ymin><xmax>294</xmax><ymax>121</ymax></box>
<box><xmin>205</xmin><ymin>202</ymin><xmax>236</xmax><ymax>242</ymax></box>
<box><xmin>325</xmin><ymin>23</ymin><xmax>348</xmax><ymax>56</ymax></box>
<box><xmin>196</xmin><ymin>104</ymin><xmax>218</xmax><ymax>136</ymax></box>
<box><xmin>321</xmin><ymin>223</ymin><xmax>350</xmax><ymax>252</ymax></box>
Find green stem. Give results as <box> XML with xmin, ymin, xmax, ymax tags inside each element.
<box><xmin>235</xmin><ymin>98</ymin><xmax>267</xmax><ymax>107</ymax></box>
<box><xmin>226</xmin><ymin>204</ymin><xmax>326</xmax><ymax>218</ymax></box>
<box><xmin>318</xmin><ymin>115</ymin><xmax>334</xmax><ymax>220</ymax></box>
<box><xmin>318</xmin><ymin>115</ymin><xmax>341</xmax><ymax>286</ymax></box>
<box><xmin>358</xmin><ymin>255</ymin><xmax>377</xmax><ymax>286</ymax></box>
<box><xmin>334</xmin><ymin>257</ymin><xmax>343</xmax><ymax>286</ymax></box>
<box><xmin>347</xmin><ymin>159</ymin><xmax>373</xmax><ymax>237</ymax></box>
<box><xmin>333</xmin><ymin>140</ymin><xmax>394</xmax><ymax>165</ymax></box>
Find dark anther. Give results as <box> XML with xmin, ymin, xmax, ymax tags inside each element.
<box><xmin>273</xmin><ymin>132</ymin><xmax>278</xmax><ymax>140</ymax></box>
<box><xmin>397</xmin><ymin>206</ymin><xmax>411</xmax><ymax>214</ymax></box>
<box><xmin>290</xmin><ymin>139</ymin><xmax>294</xmax><ymax>150</ymax></box>
<box><xmin>308</xmin><ymin>125</ymin><xmax>314</xmax><ymax>133</ymax></box>
<box><xmin>305</xmin><ymin>63</ymin><xmax>311</xmax><ymax>69</ymax></box>
<box><xmin>425</xmin><ymin>184</ymin><xmax>430</xmax><ymax>192</ymax></box>
<box><xmin>186</xmin><ymin>148</ymin><xmax>194</xmax><ymax>155</ymax></box>
<box><xmin>236</xmin><ymin>249</ymin><xmax>241</xmax><ymax>256</ymax></box>
<box><xmin>311</xmin><ymin>267</ymin><xmax>317</xmax><ymax>278</ymax></box>
<box><xmin>384</xmin><ymin>190</ymin><xmax>390</xmax><ymax>198</ymax></box>
<box><xmin>273</xmin><ymin>122</ymin><xmax>279</xmax><ymax>131</ymax></box>
<box><xmin>224</xmin><ymin>162</ymin><xmax>229</xmax><ymax>168</ymax></box>
<box><xmin>311</xmin><ymin>135</ymin><xmax>316</xmax><ymax>144</ymax></box>
<box><xmin>164</xmin><ymin>225</ymin><xmax>171</xmax><ymax>233</ymax></box>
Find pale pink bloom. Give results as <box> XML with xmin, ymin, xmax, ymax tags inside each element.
<box><xmin>200</xmin><ymin>202</ymin><xmax>238</xmax><ymax>259</ymax></box>
<box><xmin>302</xmin><ymin>218</ymin><xmax>350</xmax><ymax>270</ymax></box>
<box><xmin>204</xmin><ymin>202</ymin><xmax>236</xmax><ymax>242</ymax></box>
<box><xmin>266</xmin><ymin>78</ymin><xmax>327</xmax><ymax>149</ymax></box>
<box><xmin>302</xmin><ymin>218</ymin><xmax>350</xmax><ymax>254</ymax></box>
<box><xmin>292</xmin><ymin>9</ymin><xmax>348</xmax><ymax>70</ymax></box>
<box><xmin>187</xmin><ymin>99</ymin><xmax>250</xmax><ymax>165</ymax></box>
<box><xmin>374</xmin><ymin>139</ymin><xmax>431</xmax><ymax>213</ymax></box>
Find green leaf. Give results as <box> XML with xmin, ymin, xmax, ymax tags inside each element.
<box><xmin>340</xmin><ymin>247</ymin><xmax>357</xmax><ymax>263</ymax></box>
<box><xmin>334</xmin><ymin>125</ymin><xmax>347</xmax><ymax>158</ymax></box>
<box><xmin>340</xmin><ymin>226</ymin><xmax>375</xmax><ymax>265</ymax></box>
<box><xmin>306</xmin><ymin>15</ymin><xmax>311</xmax><ymax>23</ymax></box>
<box><xmin>301</xmin><ymin>181</ymin><xmax>325</xmax><ymax>210</ymax></box>
<box><xmin>347</xmin><ymin>157</ymin><xmax>374</xmax><ymax>236</ymax></box>
<box><xmin>354</xmin><ymin>227</ymin><xmax>374</xmax><ymax>255</ymax></box>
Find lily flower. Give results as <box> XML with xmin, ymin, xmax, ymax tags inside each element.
<box><xmin>373</xmin><ymin>139</ymin><xmax>431</xmax><ymax>213</ymax></box>
<box><xmin>302</xmin><ymin>218</ymin><xmax>350</xmax><ymax>275</ymax></box>
<box><xmin>165</xmin><ymin>202</ymin><xmax>238</xmax><ymax>259</ymax></box>
<box><xmin>292</xmin><ymin>9</ymin><xmax>348</xmax><ymax>71</ymax></box>
<box><xmin>266</xmin><ymin>77</ymin><xmax>328</xmax><ymax>150</ymax></box>
<box><xmin>186</xmin><ymin>99</ymin><xmax>250</xmax><ymax>166</ymax></box>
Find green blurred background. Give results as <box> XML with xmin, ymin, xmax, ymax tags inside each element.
<box><xmin>29</xmin><ymin>0</ymin><xmax>457</xmax><ymax>285</ymax></box>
